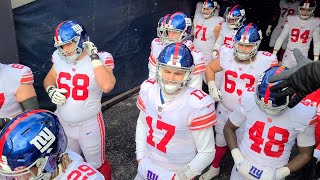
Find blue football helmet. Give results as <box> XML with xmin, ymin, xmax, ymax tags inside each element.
<box><xmin>255</xmin><ymin>66</ymin><xmax>290</xmax><ymax>116</ymax></box>
<box><xmin>226</xmin><ymin>5</ymin><xmax>246</xmax><ymax>29</ymax></box>
<box><xmin>233</xmin><ymin>23</ymin><xmax>262</xmax><ymax>61</ymax></box>
<box><xmin>162</xmin><ymin>12</ymin><xmax>192</xmax><ymax>46</ymax></box>
<box><xmin>298</xmin><ymin>0</ymin><xmax>317</xmax><ymax>19</ymax></box>
<box><xmin>156</xmin><ymin>43</ymin><xmax>194</xmax><ymax>94</ymax></box>
<box><xmin>0</xmin><ymin>110</ymin><xmax>67</xmax><ymax>180</ymax></box>
<box><xmin>54</xmin><ymin>20</ymin><xmax>89</xmax><ymax>63</ymax></box>
<box><xmin>157</xmin><ymin>14</ymin><xmax>171</xmax><ymax>40</ymax></box>
<box><xmin>202</xmin><ymin>0</ymin><xmax>218</xmax><ymax>19</ymax></box>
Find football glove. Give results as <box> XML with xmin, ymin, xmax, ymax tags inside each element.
<box><xmin>83</xmin><ymin>41</ymin><xmax>103</xmax><ymax>67</ymax></box>
<box><xmin>46</xmin><ymin>85</ymin><xmax>67</xmax><ymax>105</ymax></box>
<box><xmin>274</xmin><ymin>167</ymin><xmax>290</xmax><ymax>180</ymax></box>
<box><xmin>174</xmin><ymin>164</ymin><xmax>197</xmax><ymax>180</ymax></box>
<box><xmin>269</xmin><ymin>48</ymin><xmax>317</xmax><ymax>108</ymax></box>
<box><xmin>208</xmin><ymin>80</ymin><xmax>222</xmax><ymax>101</ymax></box>
<box><xmin>266</xmin><ymin>25</ymin><xmax>272</xmax><ymax>36</ymax></box>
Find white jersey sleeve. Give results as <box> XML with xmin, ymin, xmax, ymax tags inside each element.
<box><xmin>148</xmin><ymin>38</ymin><xmax>163</xmax><ymax>79</ymax></box>
<box><xmin>55</xmin><ymin>150</ymin><xmax>104</xmax><ymax>180</ymax></box>
<box><xmin>0</xmin><ymin>64</ymin><xmax>34</xmax><ymax>118</ymax></box>
<box><xmin>97</xmin><ymin>51</ymin><xmax>115</xmax><ymax>69</ymax></box>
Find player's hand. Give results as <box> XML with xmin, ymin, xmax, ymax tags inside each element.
<box><xmin>46</xmin><ymin>85</ymin><xmax>68</xmax><ymax>105</ymax></box>
<box><xmin>83</xmin><ymin>41</ymin><xmax>98</xmax><ymax>55</ymax></box>
<box><xmin>269</xmin><ymin>48</ymin><xmax>314</xmax><ymax>108</ymax></box>
<box><xmin>266</xmin><ymin>25</ymin><xmax>272</xmax><ymax>36</ymax></box>
<box><xmin>274</xmin><ymin>167</ymin><xmax>290</xmax><ymax>180</ymax></box>
<box><xmin>212</xmin><ymin>49</ymin><xmax>219</xmax><ymax>59</ymax></box>
<box><xmin>174</xmin><ymin>164</ymin><xmax>196</xmax><ymax>180</ymax></box>
<box><xmin>231</xmin><ymin>148</ymin><xmax>253</xmax><ymax>178</ymax></box>
<box><xmin>208</xmin><ymin>80</ymin><xmax>222</xmax><ymax>101</ymax></box>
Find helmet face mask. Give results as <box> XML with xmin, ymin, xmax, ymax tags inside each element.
<box><xmin>201</xmin><ymin>0</ymin><xmax>217</xmax><ymax>19</ymax></box>
<box><xmin>157</xmin><ymin>65</ymin><xmax>192</xmax><ymax>94</ymax></box>
<box><xmin>157</xmin><ymin>14</ymin><xmax>171</xmax><ymax>41</ymax></box>
<box><xmin>226</xmin><ymin>5</ymin><xmax>246</xmax><ymax>29</ymax></box>
<box><xmin>233</xmin><ymin>23</ymin><xmax>262</xmax><ymax>61</ymax></box>
<box><xmin>54</xmin><ymin>20</ymin><xmax>89</xmax><ymax>63</ymax></box>
<box><xmin>162</xmin><ymin>12</ymin><xmax>192</xmax><ymax>46</ymax></box>
<box><xmin>298</xmin><ymin>0</ymin><xmax>317</xmax><ymax>19</ymax></box>
<box><xmin>156</xmin><ymin>43</ymin><xmax>194</xmax><ymax>94</ymax></box>
<box><xmin>255</xmin><ymin>66</ymin><xmax>290</xmax><ymax>116</ymax></box>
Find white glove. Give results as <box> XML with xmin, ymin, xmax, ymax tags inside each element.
<box><xmin>174</xmin><ymin>164</ymin><xmax>197</xmax><ymax>180</ymax></box>
<box><xmin>274</xmin><ymin>167</ymin><xmax>290</xmax><ymax>180</ymax></box>
<box><xmin>314</xmin><ymin>55</ymin><xmax>319</xmax><ymax>61</ymax></box>
<box><xmin>212</xmin><ymin>49</ymin><xmax>219</xmax><ymax>59</ymax></box>
<box><xmin>272</xmin><ymin>49</ymin><xmax>278</xmax><ymax>55</ymax></box>
<box><xmin>83</xmin><ymin>41</ymin><xmax>98</xmax><ymax>55</ymax></box>
<box><xmin>46</xmin><ymin>85</ymin><xmax>68</xmax><ymax>105</ymax></box>
<box><xmin>314</xmin><ymin>148</ymin><xmax>320</xmax><ymax>162</ymax></box>
<box><xmin>208</xmin><ymin>80</ymin><xmax>222</xmax><ymax>101</ymax></box>
<box><xmin>266</xmin><ymin>25</ymin><xmax>272</xmax><ymax>36</ymax></box>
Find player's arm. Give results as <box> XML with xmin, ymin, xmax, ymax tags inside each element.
<box><xmin>266</xmin><ymin>4</ymin><xmax>280</xmax><ymax>36</ymax></box>
<box><xmin>188</xmin><ymin>73</ymin><xmax>203</xmax><ymax>90</ymax></box>
<box><xmin>273</xmin><ymin>23</ymin><xmax>290</xmax><ymax>54</ymax></box>
<box><xmin>223</xmin><ymin>119</ymin><xmax>239</xmax><ymax>150</ymax></box>
<box><xmin>135</xmin><ymin>111</ymin><xmax>148</xmax><ymax>163</ymax></box>
<box><xmin>274</xmin><ymin>125</ymin><xmax>315</xmax><ymax>179</ymax></box>
<box><xmin>213</xmin><ymin>31</ymin><xmax>223</xmax><ymax>52</ymax></box>
<box><xmin>16</xmin><ymin>84</ymin><xmax>38</xmax><ymax>112</ymax></box>
<box><xmin>312</xmin><ymin>26</ymin><xmax>320</xmax><ymax>61</ymax></box>
<box><xmin>43</xmin><ymin>65</ymin><xmax>57</xmax><ymax>89</ymax></box>
<box><xmin>93</xmin><ymin>65</ymin><xmax>116</xmax><ymax>93</ymax></box>
<box><xmin>287</xmin><ymin>125</ymin><xmax>315</xmax><ymax>173</ymax></box>
<box><xmin>205</xmin><ymin>57</ymin><xmax>222</xmax><ymax>82</ymax></box>
<box><xmin>214</xmin><ymin>24</ymin><xmax>222</xmax><ymax>41</ymax></box>
<box><xmin>44</xmin><ymin>65</ymin><xmax>67</xmax><ymax>105</ymax></box>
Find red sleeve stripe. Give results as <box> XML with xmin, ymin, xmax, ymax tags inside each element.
<box><xmin>136</xmin><ymin>96</ymin><xmax>146</xmax><ymax>112</ymax></box>
<box><xmin>190</xmin><ymin>112</ymin><xmax>217</xmax><ymax>130</ymax></box>
<box><xmin>149</xmin><ymin>54</ymin><xmax>157</xmax><ymax>66</ymax></box>
<box><xmin>192</xmin><ymin>63</ymin><xmax>206</xmax><ymax>74</ymax></box>
<box><xmin>20</xmin><ymin>77</ymin><xmax>34</xmax><ymax>84</ymax></box>
<box><xmin>22</xmin><ymin>73</ymin><xmax>33</xmax><ymax>78</ymax></box>
<box><xmin>104</xmin><ymin>60</ymin><xmax>114</xmax><ymax>65</ymax></box>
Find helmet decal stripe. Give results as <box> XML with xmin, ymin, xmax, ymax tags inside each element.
<box><xmin>230</xmin><ymin>5</ymin><xmax>240</xmax><ymax>14</ymax></box>
<box><xmin>242</xmin><ymin>23</ymin><xmax>253</xmax><ymax>42</ymax></box>
<box><xmin>173</xmin><ymin>43</ymin><xmax>182</xmax><ymax>64</ymax></box>
<box><xmin>163</xmin><ymin>14</ymin><xmax>170</xmax><ymax>26</ymax></box>
<box><xmin>54</xmin><ymin>21</ymin><xmax>66</xmax><ymax>43</ymax></box>
<box><xmin>170</xmin><ymin>12</ymin><xmax>182</xmax><ymax>21</ymax></box>
<box><xmin>0</xmin><ymin>110</ymin><xmax>45</xmax><ymax>163</ymax></box>
<box><xmin>264</xmin><ymin>66</ymin><xmax>286</xmax><ymax>104</ymax></box>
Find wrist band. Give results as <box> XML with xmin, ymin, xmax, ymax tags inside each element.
<box><xmin>92</xmin><ymin>59</ymin><xmax>103</xmax><ymax>67</ymax></box>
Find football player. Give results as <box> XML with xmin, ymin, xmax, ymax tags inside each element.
<box><xmin>201</xmin><ymin>23</ymin><xmax>278</xmax><ymax>179</ymax></box>
<box><xmin>0</xmin><ymin>62</ymin><xmax>39</xmax><ymax>129</ymax></box>
<box><xmin>266</xmin><ymin>0</ymin><xmax>299</xmax><ymax>61</ymax></box>
<box><xmin>0</xmin><ymin>109</ymin><xmax>104</xmax><ymax>180</ymax></box>
<box><xmin>43</xmin><ymin>20</ymin><xmax>114</xmax><ymax>179</ymax></box>
<box><xmin>273</xmin><ymin>0</ymin><xmax>319</xmax><ymax>68</ymax></box>
<box><xmin>135</xmin><ymin>43</ymin><xmax>216</xmax><ymax>179</ymax></box>
<box><xmin>224</xmin><ymin>66</ymin><xmax>316</xmax><ymax>180</ymax></box>
<box><xmin>193</xmin><ymin>0</ymin><xmax>224</xmax><ymax>65</ymax></box>
<box><xmin>148</xmin><ymin>12</ymin><xmax>206</xmax><ymax>90</ymax></box>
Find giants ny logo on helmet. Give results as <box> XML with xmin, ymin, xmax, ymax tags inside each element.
<box><xmin>71</xmin><ymin>24</ymin><xmax>83</xmax><ymax>34</ymax></box>
<box><xmin>30</xmin><ymin>127</ymin><xmax>56</xmax><ymax>153</ymax></box>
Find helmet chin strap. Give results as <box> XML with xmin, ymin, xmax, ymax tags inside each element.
<box><xmin>160</xmin><ymin>89</ymin><xmax>177</xmax><ymax>104</ymax></box>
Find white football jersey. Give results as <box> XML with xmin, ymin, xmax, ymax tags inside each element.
<box><xmin>193</xmin><ymin>2</ymin><xmax>224</xmax><ymax>54</ymax></box>
<box><xmin>52</xmin><ymin>50</ymin><xmax>114</xmax><ymax>123</ymax></box>
<box><xmin>55</xmin><ymin>149</ymin><xmax>104</xmax><ymax>180</ymax></box>
<box><xmin>136</xmin><ymin>79</ymin><xmax>216</xmax><ymax>171</ymax></box>
<box><xmin>219</xmin><ymin>45</ymin><xmax>278</xmax><ymax>111</ymax></box>
<box><xmin>213</xmin><ymin>22</ymin><xmax>237</xmax><ymax>50</ymax></box>
<box><xmin>230</xmin><ymin>89</ymin><xmax>316</xmax><ymax>169</ymax></box>
<box><xmin>148</xmin><ymin>38</ymin><xmax>206</xmax><ymax>89</ymax></box>
<box><xmin>277</xmin><ymin>0</ymin><xmax>299</xmax><ymax>27</ymax></box>
<box><xmin>285</xmin><ymin>16</ymin><xmax>320</xmax><ymax>50</ymax></box>
<box><xmin>0</xmin><ymin>63</ymin><xmax>34</xmax><ymax>118</ymax></box>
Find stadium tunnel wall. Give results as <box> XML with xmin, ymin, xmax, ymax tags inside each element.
<box><xmin>10</xmin><ymin>0</ymin><xmax>197</xmax><ymax>111</ymax></box>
